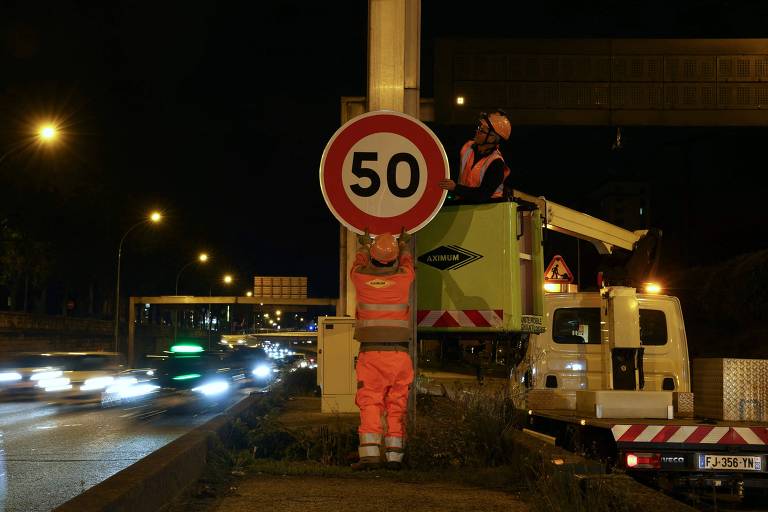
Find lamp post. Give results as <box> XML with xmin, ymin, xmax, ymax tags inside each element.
<box><xmin>175</xmin><ymin>252</ymin><xmax>209</xmax><ymax>295</ymax></box>
<box><xmin>114</xmin><ymin>211</ymin><xmax>162</xmax><ymax>353</ymax></box>
<box><xmin>173</xmin><ymin>252</ymin><xmax>208</xmax><ymax>342</ymax></box>
<box><xmin>208</xmin><ymin>273</ymin><xmax>233</xmax><ymax>350</ymax></box>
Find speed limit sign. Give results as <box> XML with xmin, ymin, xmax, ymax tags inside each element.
<box><xmin>319</xmin><ymin>110</ymin><xmax>449</xmax><ymax>235</ymax></box>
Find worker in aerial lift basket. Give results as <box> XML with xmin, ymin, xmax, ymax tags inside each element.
<box><xmin>438</xmin><ymin>109</ymin><xmax>512</xmax><ymax>202</ymax></box>
<box><xmin>350</xmin><ymin>229</ymin><xmax>414</xmax><ymax>471</ymax></box>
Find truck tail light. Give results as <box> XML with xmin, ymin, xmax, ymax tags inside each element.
<box><xmin>625</xmin><ymin>452</ymin><xmax>660</xmax><ymax>469</ymax></box>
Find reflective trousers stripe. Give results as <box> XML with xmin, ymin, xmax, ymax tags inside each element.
<box><xmin>358</xmin><ymin>444</ymin><xmax>380</xmax><ymax>458</ymax></box>
<box><xmin>358</xmin><ymin>303</ymin><xmax>409</xmax><ymax>311</ymax></box>
<box><xmin>385</xmin><ymin>451</ymin><xmax>404</xmax><ymax>462</ymax></box>
<box><xmin>384</xmin><ymin>436</ymin><xmax>404</xmax><ymax>449</ymax></box>
<box><xmin>360</xmin><ymin>432</ymin><xmax>383</xmax><ymax>444</ymax></box>
<box><xmin>356</xmin><ymin>319</ymin><xmax>409</xmax><ymax>328</ymax></box>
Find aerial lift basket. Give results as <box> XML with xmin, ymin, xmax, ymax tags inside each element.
<box><xmin>416</xmin><ymin>201</ymin><xmax>545</xmax><ymax>334</ymax></box>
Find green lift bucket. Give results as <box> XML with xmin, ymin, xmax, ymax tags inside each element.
<box><xmin>416</xmin><ymin>202</ymin><xmax>545</xmax><ymax>335</ymax></box>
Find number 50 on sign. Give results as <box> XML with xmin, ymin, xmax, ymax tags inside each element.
<box><xmin>319</xmin><ymin>110</ymin><xmax>449</xmax><ymax>236</ymax></box>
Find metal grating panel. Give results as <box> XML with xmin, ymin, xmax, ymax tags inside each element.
<box><xmin>614</xmin><ymin>56</ymin><xmax>662</xmax><ymax>81</ymax></box>
<box><xmin>559</xmin><ymin>83</ymin><xmax>610</xmax><ymax>108</ymax></box>
<box><xmin>474</xmin><ymin>54</ymin><xmax>507</xmax><ymax>80</ymax></box>
<box><xmin>611</xmin><ymin>84</ymin><xmax>663</xmax><ymax>109</ymax></box>
<box><xmin>665</xmin><ymin>56</ymin><xmax>716</xmax><ymax>81</ymax></box>
<box><xmin>693</xmin><ymin>358</ymin><xmax>768</xmax><ymax>421</ymax></box>
<box><xmin>508</xmin><ymin>56</ymin><xmax>524</xmax><ymax>80</ymax></box>
<box><xmin>723</xmin><ymin>359</ymin><xmax>768</xmax><ymax>421</ymax></box>
<box><xmin>438</xmin><ymin>39</ymin><xmax>768</xmax><ymax>125</ymax></box>
<box><xmin>522</xmin><ymin>83</ymin><xmax>558</xmax><ymax>108</ymax></box>
<box><xmin>457</xmin><ymin>82</ymin><xmax>508</xmax><ymax>108</ymax></box>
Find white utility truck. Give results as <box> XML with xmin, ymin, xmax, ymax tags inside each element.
<box><xmin>415</xmin><ymin>191</ymin><xmax>768</xmax><ymax>499</ymax></box>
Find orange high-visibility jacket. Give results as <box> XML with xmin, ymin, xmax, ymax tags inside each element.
<box><xmin>350</xmin><ymin>250</ymin><xmax>414</xmax><ymax>343</ymax></box>
<box><xmin>458</xmin><ymin>140</ymin><xmax>510</xmax><ymax>199</ymax></box>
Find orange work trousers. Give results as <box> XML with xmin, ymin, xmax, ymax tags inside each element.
<box><xmin>355</xmin><ymin>351</ymin><xmax>414</xmax><ymax>437</ymax></box>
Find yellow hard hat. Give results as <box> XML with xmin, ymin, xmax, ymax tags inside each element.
<box><xmin>370</xmin><ymin>233</ymin><xmax>399</xmax><ymax>264</ymax></box>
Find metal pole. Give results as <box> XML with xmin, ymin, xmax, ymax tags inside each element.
<box><xmin>114</xmin><ymin>221</ymin><xmax>147</xmax><ymax>353</ymax></box>
<box><xmin>173</xmin><ymin>260</ymin><xmax>194</xmax><ymax>344</ymax></box>
<box><xmin>208</xmin><ymin>285</ymin><xmax>212</xmax><ymax>351</ymax></box>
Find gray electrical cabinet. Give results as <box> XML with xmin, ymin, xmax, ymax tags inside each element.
<box><xmin>318</xmin><ymin>317</ymin><xmax>359</xmax><ymax>413</ymax></box>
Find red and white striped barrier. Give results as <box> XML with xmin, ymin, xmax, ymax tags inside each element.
<box><xmin>612</xmin><ymin>424</ymin><xmax>768</xmax><ymax>445</ymax></box>
<box><xmin>417</xmin><ymin>309</ymin><xmax>503</xmax><ymax>328</ymax></box>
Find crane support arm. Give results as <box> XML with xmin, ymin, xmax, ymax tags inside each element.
<box><xmin>510</xmin><ymin>189</ymin><xmax>644</xmax><ymax>254</ymax></box>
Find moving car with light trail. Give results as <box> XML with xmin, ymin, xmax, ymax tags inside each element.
<box><xmin>228</xmin><ymin>346</ymin><xmax>274</xmax><ymax>384</ymax></box>
<box><xmin>42</xmin><ymin>352</ymin><xmax>127</xmax><ymax>402</ymax></box>
<box><xmin>0</xmin><ymin>353</ymin><xmax>72</xmax><ymax>399</ymax></box>
<box><xmin>154</xmin><ymin>343</ymin><xmax>247</xmax><ymax>400</ymax></box>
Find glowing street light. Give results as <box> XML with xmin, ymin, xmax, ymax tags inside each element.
<box><xmin>39</xmin><ymin>125</ymin><xmax>57</xmax><ymax>141</ymax></box>
<box><xmin>0</xmin><ymin>120</ymin><xmax>62</xmax><ymax>166</ymax></box>
<box><xmin>175</xmin><ymin>252</ymin><xmax>210</xmax><ymax>295</ymax></box>
<box><xmin>246</xmin><ymin>291</ymin><xmax>253</xmax><ymax>297</ymax></box>
<box><xmin>114</xmin><ymin>211</ymin><xmax>163</xmax><ymax>352</ymax></box>
<box><xmin>223</xmin><ymin>274</ymin><xmax>233</xmax><ymax>284</ymax></box>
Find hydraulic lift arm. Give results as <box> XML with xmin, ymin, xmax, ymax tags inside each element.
<box><xmin>510</xmin><ymin>189</ymin><xmax>662</xmax><ymax>287</ymax></box>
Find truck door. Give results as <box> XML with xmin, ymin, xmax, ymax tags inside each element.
<box><xmin>534</xmin><ymin>295</ymin><xmax>603</xmax><ymax>391</ymax></box>
<box><xmin>637</xmin><ymin>295</ymin><xmax>690</xmax><ymax>392</ymax></box>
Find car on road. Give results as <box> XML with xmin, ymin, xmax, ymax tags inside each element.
<box><xmin>0</xmin><ymin>353</ymin><xmax>72</xmax><ymax>400</ymax></box>
<box><xmin>43</xmin><ymin>352</ymin><xmax>127</xmax><ymax>402</ymax></box>
<box><xmin>154</xmin><ymin>350</ymin><xmax>247</xmax><ymax>399</ymax></box>
<box><xmin>227</xmin><ymin>346</ymin><xmax>275</xmax><ymax>385</ymax></box>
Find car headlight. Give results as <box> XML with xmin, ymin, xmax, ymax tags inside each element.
<box><xmin>43</xmin><ymin>377</ymin><xmax>72</xmax><ymax>392</ymax></box>
<box><xmin>252</xmin><ymin>365</ymin><xmax>272</xmax><ymax>379</ymax></box>
<box><xmin>105</xmin><ymin>376</ymin><xmax>138</xmax><ymax>393</ymax></box>
<box><xmin>0</xmin><ymin>372</ymin><xmax>22</xmax><ymax>382</ymax></box>
<box><xmin>192</xmin><ymin>381</ymin><xmax>229</xmax><ymax>396</ymax></box>
<box><xmin>81</xmin><ymin>376</ymin><xmax>115</xmax><ymax>391</ymax></box>
<box><xmin>31</xmin><ymin>370</ymin><xmax>62</xmax><ymax>381</ymax></box>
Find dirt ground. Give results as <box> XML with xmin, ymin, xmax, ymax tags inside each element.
<box><xmin>208</xmin><ymin>474</ymin><xmax>529</xmax><ymax>512</ymax></box>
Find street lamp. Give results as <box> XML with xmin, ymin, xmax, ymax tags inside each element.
<box><xmin>38</xmin><ymin>125</ymin><xmax>57</xmax><ymax>141</ymax></box>
<box><xmin>208</xmin><ymin>273</ymin><xmax>233</xmax><ymax>349</ymax></box>
<box><xmin>0</xmin><ymin>121</ymin><xmax>60</xmax><ymax>166</ymax></box>
<box><xmin>175</xmin><ymin>252</ymin><xmax>209</xmax><ymax>295</ymax></box>
<box><xmin>114</xmin><ymin>211</ymin><xmax>162</xmax><ymax>353</ymax></box>
<box><xmin>173</xmin><ymin>252</ymin><xmax>209</xmax><ymax>343</ymax></box>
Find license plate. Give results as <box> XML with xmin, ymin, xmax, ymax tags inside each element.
<box><xmin>698</xmin><ymin>454</ymin><xmax>763</xmax><ymax>471</ymax></box>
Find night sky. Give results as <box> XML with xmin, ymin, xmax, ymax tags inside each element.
<box><xmin>1</xmin><ymin>1</ymin><xmax>768</xmax><ymax>314</ymax></box>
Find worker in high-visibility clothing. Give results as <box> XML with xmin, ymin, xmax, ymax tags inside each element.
<box><xmin>439</xmin><ymin>109</ymin><xmax>512</xmax><ymax>201</ymax></box>
<box><xmin>350</xmin><ymin>230</ymin><xmax>414</xmax><ymax>471</ymax></box>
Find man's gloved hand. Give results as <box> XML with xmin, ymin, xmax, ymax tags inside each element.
<box><xmin>398</xmin><ymin>228</ymin><xmax>411</xmax><ymax>246</ymax></box>
<box><xmin>357</xmin><ymin>229</ymin><xmax>371</xmax><ymax>247</ymax></box>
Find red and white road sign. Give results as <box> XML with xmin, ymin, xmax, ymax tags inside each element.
<box><xmin>544</xmin><ymin>255</ymin><xmax>574</xmax><ymax>284</ymax></box>
<box><xmin>319</xmin><ymin>110</ymin><xmax>449</xmax><ymax>235</ymax></box>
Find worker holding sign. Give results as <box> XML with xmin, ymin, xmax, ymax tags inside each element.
<box><xmin>350</xmin><ymin>229</ymin><xmax>414</xmax><ymax>471</ymax></box>
<box><xmin>439</xmin><ymin>110</ymin><xmax>512</xmax><ymax>202</ymax></box>
<box><xmin>319</xmin><ymin>111</ymin><xmax>447</xmax><ymax>470</ymax></box>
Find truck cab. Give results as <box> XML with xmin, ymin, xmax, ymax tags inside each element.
<box><xmin>522</xmin><ymin>292</ymin><xmax>690</xmax><ymax>408</ymax></box>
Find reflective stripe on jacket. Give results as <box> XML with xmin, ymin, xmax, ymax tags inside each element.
<box><xmin>458</xmin><ymin>140</ymin><xmax>510</xmax><ymax>199</ymax></box>
<box><xmin>351</xmin><ymin>251</ymin><xmax>414</xmax><ymax>343</ymax></box>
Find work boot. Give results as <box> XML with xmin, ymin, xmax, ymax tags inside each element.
<box><xmin>384</xmin><ymin>436</ymin><xmax>405</xmax><ymax>471</ymax></box>
<box><xmin>351</xmin><ymin>456</ymin><xmax>381</xmax><ymax>471</ymax></box>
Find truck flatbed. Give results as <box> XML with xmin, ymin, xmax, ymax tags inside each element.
<box><xmin>530</xmin><ymin>409</ymin><xmax>768</xmax><ymax>448</ymax></box>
